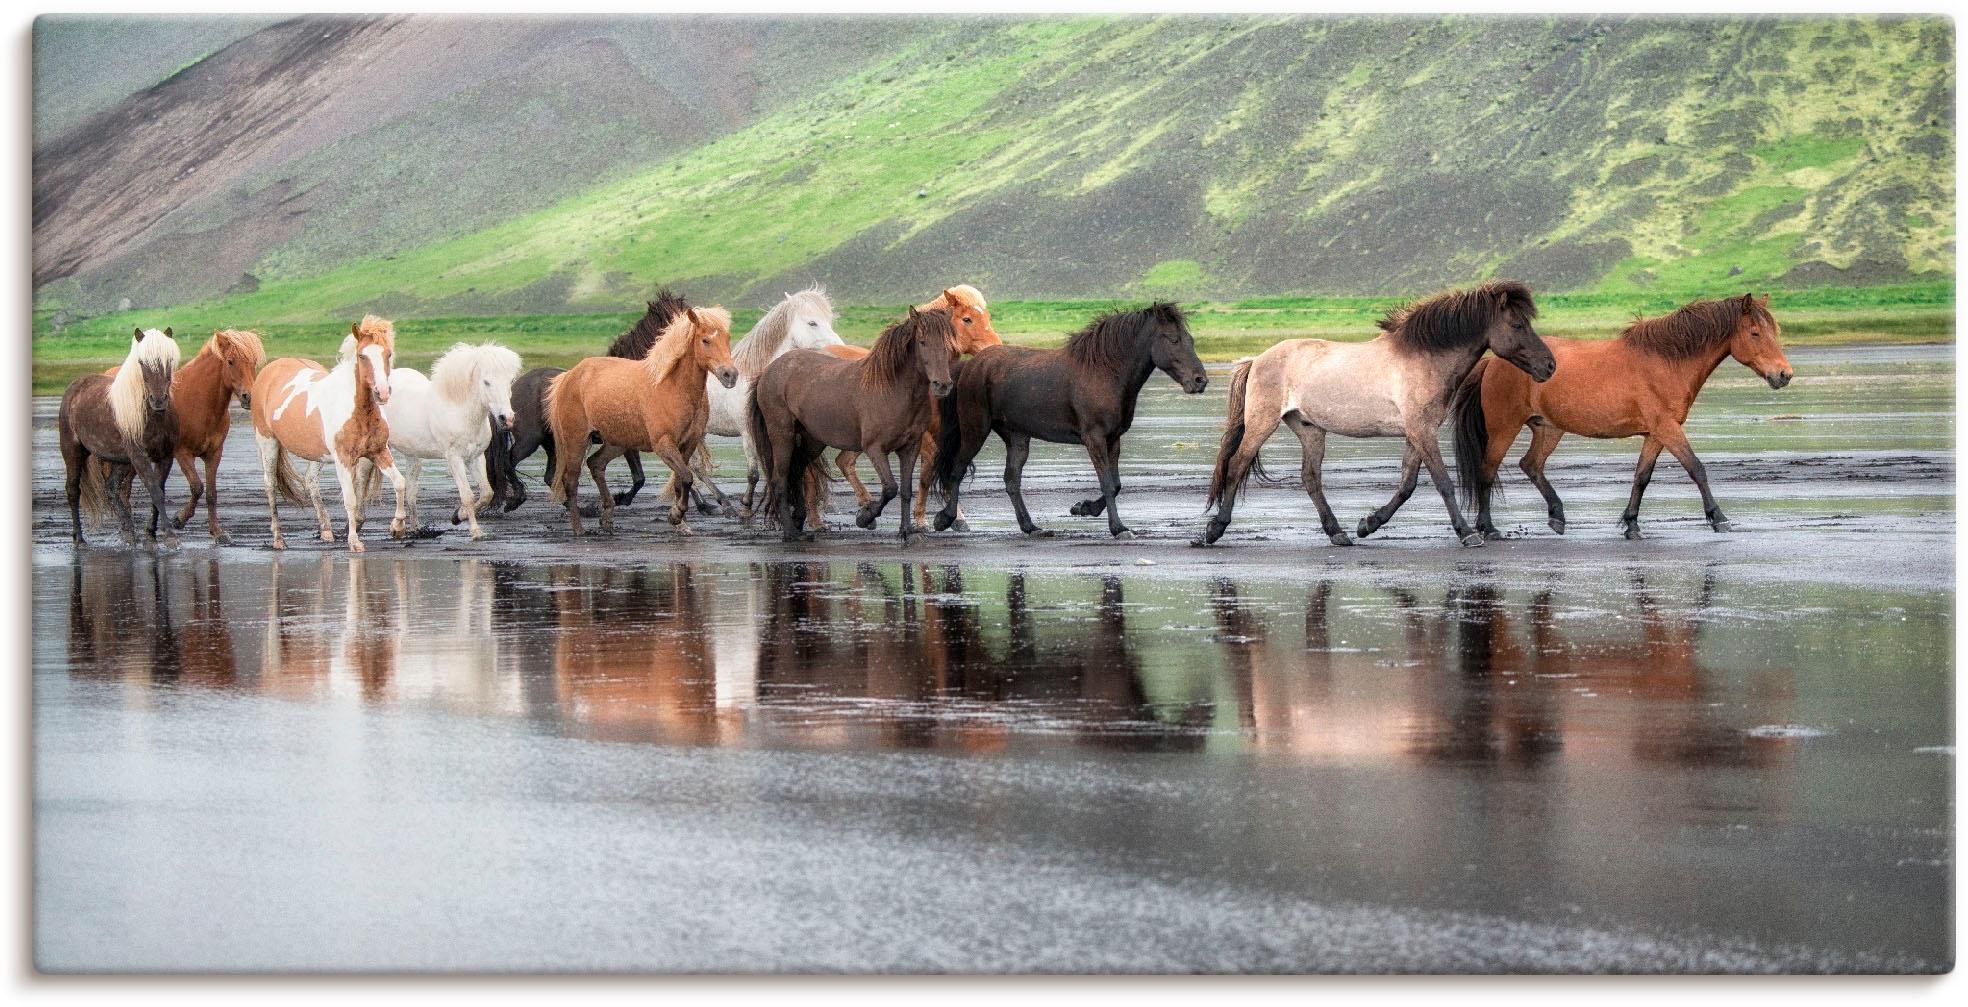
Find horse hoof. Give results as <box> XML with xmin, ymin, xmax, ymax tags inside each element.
<box><xmin>952</xmin><ymin>518</ymin><xmax>970</xmax><ymax>533</ymax></box>
<box><xmin>319</xmin><ymin>530</ymin><xmax>336</xmax><ymax>542</ymax></box>
<box><xmin>1331</xmin><ymin>532</ymin><xmax>1354</xmax><ymax>547</ymax></box>
<box><xmin>1622</xmin><ymin>523</ymin><xmax>1643</xmax><ymax>541</ymax></box>
<box><xmin>932</xmin><ymin>512</ymin><xmax>955</xmax><ymax>532</ymax></box>
<box><xmin>613</xmin><ymin>493</ymin><xmax>635</xmax><ymax>507</ymax></box>
<box><xmin>1356</xmin><ymin>518</ymin><xmax>1375</xmax><ymax>539</ymax></box>
<box><xmin>1112</xmin><ymin>528</ymin><xmax>1134</xmax><ymax>540</ymax></box>
<box><xmin>1025</xmin><ymin>528</ymin><xmax>1053</xmax><ymax>538</ymax></box>
<box><xmin>855</xmin><ymin>509</ymin><xmax>878</xmax><ymax>529</ymax></box>
<box><xmin>469</xmin><ymin>528</ymin><xmax>486</xmax><ymax>541</ymax></box>
<box><xmin>349</xmin><ymin>541</ymin><xmax>366</xmax><ymax>554</ymax></box>
<box><xmin>169</xmin><ymin>515</ymin><xmax>187</xmax><ymax>531</ymax></box>
<box><xmin>1549</xmin><ymin>518</ymin><xmax>1566</xmax><ymax>535</ymax></box>
<box><xmin>271</xmin><ymin>537</ymin><xmax>286</xmax><ymax>551</ymax></box>
<box><xmin>1460</xmin><ymin>532</ymin><xmax>1486</xmax><ymax>548</ymax></box>
<box><xmin>1712</xmin><ymin>520</ymin><xmax>1732</xmax><ymax>533</ymax></box>
<box><xmin>502</xmin><ymin>499</ymin><xmax>524</xmax><ymax>513</ymax></box>
<box><xmin>667</xmin><ymin>509</ymin><xmax>686</xmax><ymax>526</ymax></box>
<box><xmin>578</xmin><ymin>504</ymin><xmax>603</xmax><ymax>519</ymax></box>
<box><xmin>676</xmin><ymin>522</ymin><xmax>694</xmax><ymax>536</ymax></box>
<box><xmin>1482</xmin><ymin>529</ymin><xmax>1505</xmax><ymax>541</ymax></box>
<box><xmin>213</xmin><ymin>531</ymin><xmax>232</xmax><ymax>546</ymax></box>
<box><xmin>904</xmin><ymin>532</ymin><xmax>926</xmax><ymax>546</ymax></box>
<box><xmin>1070</xmin><ymin>502</ymin><xmax>1089</xmax><ymax>517</ymax></box>
<box><xmin>720</xmin><ymin>503</ymin><xmax>739</xmax><ymax>520</ymax></box>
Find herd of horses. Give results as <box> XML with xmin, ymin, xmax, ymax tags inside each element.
<box><xmin>57</xmin><ymin>279</ymin><xmax>1792</xmax><ymax>554</ymax></box>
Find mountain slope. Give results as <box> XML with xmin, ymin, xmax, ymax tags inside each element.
<box><xmin>33</xmin><ymin>13</ymin><xmax>1954</xmax><ymax>322</ymax></box>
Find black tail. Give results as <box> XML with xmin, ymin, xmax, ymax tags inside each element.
<box><xmin>1205</xmin><ymin>359</ymin><xmax>1257</xmax><ymax>510</ymax></box>
<box><xmin>484</xmin><ymin>418</ymin><xmax>521</xmax><ymax>508</ymax></box>
<box><xmin>745</xmin><ymin>382</ymin><xmax>777</xmax><ymax>526</ymax></box>
<box><xmin>929</xmin><ymin>369</ymin><xmax>968</xmax><ymax>504</ymax></box>
<box><xmin>1451</xmin><ymin>357</ymin><xmax>1493</xmax><ymax>512</ymax></box>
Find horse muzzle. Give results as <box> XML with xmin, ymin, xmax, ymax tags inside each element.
<box><xmin>1183</xmin><ymin>373</ymin><xmax>1209</xmax><ymax>394</ymax></box>
<box><xmin>237</xmin><ymin>391</ymin><xmax>253</xmax><ymax>409</ymax></box>
<box><xmin>1767</xmin><ymin>370</ymin><xmax>1792</xmax><ymax>390</ymax></box>
<box><xmin>930</xmin><ymin>380</ymin><xmax>954</xmax><ymax>399</ymax></box>
<box><xmin>714</xmin><ymin>366</ymin><xmax>739</xmax><ymax>389</ymax></box>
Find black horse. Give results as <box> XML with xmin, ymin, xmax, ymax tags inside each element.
<box><xmin>486</xmin><ymin>289</ymin><xmax>691</xmax><ymax>512</ymax></box>
<box><xmin>930</xmin><ymin>302</ymin><xmax>1207</xmax><ymax>538</ymax></box>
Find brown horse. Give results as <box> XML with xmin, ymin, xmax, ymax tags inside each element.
<box><xmin>1453</xmin><ymin>293</ymin><xmax>1791</xmax><ymax>540</ymax></box>
<box><xmin>108</xmin><ymin>329</ymin><xmax>266</xmax><ymax>543</ymax></box>
<box><xmin>59</xmin><ymin>327</ymin><xmax>181</xmax><ymax>547</ymax></box>
<box><xmin>822</xmin><ymin>285</ymin><xmax>1001</xmax><ymax>532</ymax></box>
<box><xmin>544</xmin><ymin>306</ymin><xmax>738</xmax><ymax>536</ymax></box>
<box><xmin>250</xmin><ymin>315</ymin><xmax>407</xmax><ymax>552</ymax></box>
<box><xmin>748</xmin><ymin>307</ymin><xmax>958</xmax><ymax>543</ymax></box>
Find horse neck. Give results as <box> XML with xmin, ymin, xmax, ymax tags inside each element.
<box><xmin>349</xmin><ymin>352</ymin><xmax>384</xmax><ymax>423</ymax></box>
<box><xmin>177</xmin><ymin>348</ymin><xmax>234</xmax><ymax>416</ymax></box>
<box><xmin>1673</xmin><ymin>338</ymin><xmax>1736</xmax><ymax>408</ymax></box>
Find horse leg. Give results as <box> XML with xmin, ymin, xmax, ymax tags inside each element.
<box><xmin>1001</xmin><ymin>432</ymin><xmax>1047</xmax><ymax>537</ymax></box>
<box><xmin>857</xmin><ymin>449</ymin><xmax>899</xmax><ymax>530</ymax></box>
<box><xmin>1655</xmin><ymin>421</ymin><xmax>1731</xmax><ymax>532</ymax></box>
<box><xmin>836</xmin><ymin>450</ymin><xmax>873</xmax><ymax>512</ymax></box>
<box><xmin>1518</xmin><ymin>423</ymin><xmax>1567</xmax><ymax>535</ymax></box>
<box><xmin>1079</xmin><ymin>430</ymin><xmax>1130</xmax><ymax>538</ymax></box>
<box><xmin>587</xmin><ymin>445</ymin><xmax>624</xmax><ymax>534</ymax></box>
<box><xmin>333</xmin><ymin>463</ymin><xmax>368</xmax><ymax>553</ymax></box>
<box><xmin>202</xmin><ymin>447</ymin><xmax>233</xmax><ymax>544</ymax></box>
<box><xmin>305</xmin><ymin>461</ymin><xmax>335</xmax><ymax>542</ymax></box>
<box><xmin>1618</xmin><ymin>436</ymin><xmax>1667</xmax><ymax>540</ymax></box>
<box><xmin>130</xmin><ymin>449</ymin><xmax>178</xmax><ymax>549</ymax></box>
<box><xmin>1411</xmin><ymin>427</ymin><xmax>1483</xmax><ymax>547</ymax></box>
<box><xmin>445</xmin><ymin>453</ymin><xmax>485</xmax><ymax>539</ymax></box>
<box><xmin>1356</xmin><ymin>443</ymin><xmax>1422</xmax><ymax>541</ymax></box>
<box><xmin>651</xmin><ymin>440</ymin><xmax>697</xmax><ymax>533</ymax></box>
<box><xmin>381</xmin><ymin>457</ymin><xmax>410</xmax><ymax>542</ymax></box>
<box><xmin>687</xmin><ymin>452</ymin><xmax>736</xmax><ymax>520</ymax></box>
<box><xmin>254</xmin><ymin>433</ymin><xmax>289</xmax><ymax>550</ymax></box>
<box><xmin>105</xmin><ymin>461</ymin><xmax>140</xmax><ymax>545</ymax></box>
<box><xmin>1284</xmin><ymin>416</ymin><xmax>1351</xmax><ymax>546</ymax></box>
<box><xmin>63</xmin><ymin>442</ymin><xmax>88</xmax><ymax>546</ymax></box>
<box><xmin>614</xmin><ymin>450</ymin><xmax>645</xmax><ymax>507</ymax></box>
<box><xmin>912</xmin><ymin>431</ymin><xmax>962</xmax><ymax>533</ymax></box>
<box><xmin>896</xmin><ymin>439</ymin><xmax>924</xmax><ymax>545</ymax></box>
<box><xmin>173</xmin><ymin>446</ymin><xmax>201</xmax><ymax>532</ymax></box>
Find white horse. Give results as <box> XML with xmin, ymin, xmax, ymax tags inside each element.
<box><xmin>664</xmin><ymin>286</ymin><xmax>844</xmax><ymax>514</ymax></box>
<box><xmin>362</xmin><ymin>342</ymin><xmax>523</xmax><ymax>539</ymax></box>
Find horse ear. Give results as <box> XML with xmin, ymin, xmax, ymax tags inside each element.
<box><xmin>133</xmin><ymin>328</ymin><xmax>143</xmax><ymax>342</ymax></box>
<box><xmin>686</xmin><ymin>307</ymin><xmax>702</xmax><ymax>326</ymax></box>
<box><xmin>907</xmin><ymin>306</ymin><xmax>921</xmax><ymax>320</ymax></box>
<box><xmin>1758</xmin><ymin>294</ymin><xmax>1770</xmax><ymax>308</ymax></box>
<box><xmin>352</xmin><ymin>321</ymin><xmax>362</xmax><ymax>336</ymax></box>
<box><xmin>942</xmin><ymin>288</ymin><xmax>959</xmax><ymax>306</ymax></box>
<box><xmin>1742</xmin><ymin>293</ymin><xmax>1755</xmax><ymax>315</ymax></box>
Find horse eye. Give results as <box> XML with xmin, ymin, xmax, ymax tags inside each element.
<box><xmin>963</xmin><ymin>317</ymin><xmax>973</xmax><ymax>324</ymax></box>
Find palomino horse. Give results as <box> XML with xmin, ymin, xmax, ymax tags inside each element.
<box><xmin>105</xmin><ymin>328</ymin><xmax>265</xmax><ymax>543</ymax></box>
<box><xmin>485</xmin><ymin>290</ymin><xmax>692</xmax><ymax>512</ymax></box>
<box><xmin>250</xmin><ymin>315</ymin><xmax>408</xmax><ymax>552</ymax></box>
<box><xmin>366</xmin><ymin>341</ymin><xmax>523</xmax><ymax>539</ymax></box>
<box><xmin>59</xmin><ymin>327</ymin><xmax>181</xmax><ymax>547</ymax></box>
<box><xmin>1453</xmin><ymin>293</ymin><xmax>1791</xmax><ymax>540</ymax></box>
<box><xmin>545</xmin><ymin>306</ymin><xmax>738</xmax><ymax>536</ymax></box>
<box><xmin>931</xmin><ymin>301</ymin><xmax>1208</xmax><ymax>538</ymax></box>
<box><xmin>748</xmin><ymin>307</ymin><xmax>958</xmax><ymax>543</ymax></box>
<box><xmin>824</xmin><ymin>285</ymin><xmax>1001</xmax><ymax>532</ymax></box>
<box><xmin>1200</xmin><ymin>280</ymin><xmax>1555</xmax><ymax>548</ymax></box>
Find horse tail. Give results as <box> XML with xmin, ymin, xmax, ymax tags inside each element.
<box><xmin>269</xmin><ymin>441</ymin><xmax>307</xmax><ymax>505</ymax></box>
<box><xmin>77</xmin><ymin>457</ymin><xmax>110</xmax><ymax>530</ymax></box>
<box><xmin>745</xmin><ymin>380</ymin><xmax>776</xmax><ymax>523</ymax></box>
<box><xmin>1207</xmin><ymin>359</ymin><xmax>1259</xmax><ymax>509</ymax></box>
<box><xmin>1452</xmin><ymin>356</ymin><xmax>1493</xmax><ymax>512</ymax></box>
<box><xmin>544</xmin><ymin>371</ymin><xmax>576</xmax><ymax>505</ymax></box>
<box><xmin>929</xmin><ymin>377</ymin><xmax>968</xmax><ymax>503</ymax></box>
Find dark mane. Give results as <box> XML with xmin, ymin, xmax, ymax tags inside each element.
<box><xmin>1064</xmin><ymin>301</ymin><xmax>1188</xmax><ymax>373</ymax></box>
<box><xmin>1378</xmin><ymin>280</ymin><xmax>1537</xmax><ymax>353</ymax></box>
<box><xmin>1619</xmin><ymin>295</ymin><xmax>1758</xmax><ymax>360</ymax></box>
<box><xmin>607</xmin><ymin>288</ymin><xmax>690</xmax><ymax>360</ymax></box>
<box><xmin>863</xmin><ymin>308</ymin><xmax>954</xmax><ymax>392</ymax></box>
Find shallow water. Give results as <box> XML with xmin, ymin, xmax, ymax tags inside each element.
<box><xmin>29</xmin><ymin>344</ymin><xmax>1955</xmax><ymax>972</ymax></box>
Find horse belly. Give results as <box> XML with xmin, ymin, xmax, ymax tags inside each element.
<box><xmin>1289</xmin><ymin>376</ymin><xmax>1404</xmax><ymax>439</ymax></box>
<box><xmin>1530</xmin><ymin>371</ymin><xmax>1647</xmax><ymax>439</ymax></box>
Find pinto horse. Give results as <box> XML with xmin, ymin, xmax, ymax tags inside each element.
<box><xmin>544</xmin><ymin>306</ymin><xmax>738</xmax><ymax>536</ymax></box>
<box><xmin>1201</xmin><ymin>280</ymin><xmax>1555</xmax><ymax>549</ymax></box>
<box><xmin>748</xmin><ymin>307</ymin><xmax>958</xmax><ymax>543</ymax></box>
<box><xmin>368</xmin><ymin>341</ymin><xmax>523</xmax><ymax>539</ymax></box>
<box><xmin>811</xmin><ymin>285</ymin><xmax>1001</xmax><ymax>531</ymax></box>
<box><xmin>104</xmin><ymin>328</ymin><xmax>265</xmax><ymax>543</ymax></box>
<box><xmin>485</xmin><ymin>289</ymin><xmax>691</xmax><ymax>512</ymax></box>
<box><xmin>931</xmin><ymin>301</ymin><xmax>1208</xmax><ymax>539</ymax></box>
<box><xmin>250</xmin><ymin>315</ymin><xmax>408</xmax><ymax>553</ymax></box>
<box><xmin>60</xmin><ymin>327</ymin><xmax>181</xmax><ymax>547</ymax></box>
<box><xmin>1453</xmin><ymin>293</ymin><xmax>1791</xmax><ymax>540</ymax></box>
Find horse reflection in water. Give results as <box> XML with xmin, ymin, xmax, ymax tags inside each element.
<box><xmin>544</xmin><ymin>563</ymin><xmax>728</xmax><ymax>747</ymax></box>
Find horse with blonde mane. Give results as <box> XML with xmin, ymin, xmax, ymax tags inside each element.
<box><xmin>808</xmin><ymin>284</ymin><xmax>1000</xmax><ymax>532</ymax></box>
<box><xmin>59</xmin><ymin>327</ymin><xmax>182</xmax><ymax>547</ymax></box>
<box><xmin>249</xmin><ymin>315</ymin><xmax>408</xmax><ymax>553</ymax></box>
<box><xmin>363</xmin><ymin>341</ymin><xmax>523</xmax><ymax>539</ymax></box>
<box><xmin>545</xmin><ymin>306</ymin><xmax>738</xmax><ymax>536</ymax></box>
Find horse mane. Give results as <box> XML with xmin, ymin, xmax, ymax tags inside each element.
<box><xmin>206</xmin><ymin>329</ymin><xmax>266</xmax><ymax>368</ymax></box>
<box><xmin>732</xmin><ymin>286</ymin><xmax>832</xmax><ymax>377</ymax></box>
<box><xmin>930</xmin><ymin>283</ymin><xmax>987</xmax><ymax>312</ymax></box>
<box><xmin>608</xmin><ymin>288</ymin><xmax>690</xmax><ymax>360</ymax></box>
<box><xmin>432</xmin><ymin>341</ymin><xmax>523</xmax><ymax>402</ymax></box>
<box><xmin>864</xmin><ymin>308</ymin><xmax>955</xmax><ymax>392</ymax></box>
<box><xmin>1064</xmin><ymin>301</ymin><xmax>1188</xmax><ymax>373</ymax></box>
<box><xmin>353</xmin><ymin>314</ymin><xmax>396</xmax><ymax>354</ymax></box>
<box><xmin>1619</xmin><ymin>295</ymin><xmax>1761</xmax><ymax>360</ymax></box>
<box><xmin>645</xmin><ymin>306</ymin><xmax>731</xmax><ymax>385</ymax></box>
<box><xmin>1378</xmin><ymin>279</ymin><xmax>1537</xmax><ymax>353</ymax></box>
<box><xmin>109</xmin><ymin>328</ymin><xmax>181</xmax><ymax>440</ymax></box>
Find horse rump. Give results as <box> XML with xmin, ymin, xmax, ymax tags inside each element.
<box><xmin>1206</xmin><ymin>358</ymin><xmax>1274</xmax><ymax>509</ymax></box>
<box><xmin>746</xmin><ymin>381</ymin><xmax>829</xmax><ymax>531</ymax></box>
<box><xmin>1450</xmin><ymin>357</ymin><xmax>1493</xmax><ymax>511</ymax></box>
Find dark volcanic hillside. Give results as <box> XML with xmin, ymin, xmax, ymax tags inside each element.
<box><xmin>32</xmin><ymin>13</ymin><xmax>1955</xmax><ymax>320</ymax></box>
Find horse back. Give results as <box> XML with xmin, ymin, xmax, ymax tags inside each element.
<box><xmin>251</xmin><ymin>358</ymin><xmax>332</xmax><ymax>459</ymax></box>
<box><xmin>961</xmin><ymin>344</ymin><xmax>1085</xmax><ymax>442</ymax></box>
<box><xmin>58</xmin><ymin>373</ymin><xmax>119</xmax><ymax>456</ymax></box>
<box><xmin>760</xmin><ymin>349</ymin><xmax>877</xmax><ymax>451</ymax></box>
<box><xmin>1502</xmin><ymin>335</ymin><xmax>1665</xmax><ymax>437</ymax></box>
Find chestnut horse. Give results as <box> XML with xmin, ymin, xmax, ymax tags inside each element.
<box><xmin>107</xmin><ymin>328</ymin><xmax>265</xmax><ymax>543</ymax></box>
<box><xmin>1453</xmin><ymin>293</ymin><xmax>1791</xmax><ymax>540</ymax></box>
<box><xmin>931</xmin><ymin>301</ymin><xmax>1208</xmax><ymax>539</ymax></box>
<box><xmin>747</xmin><ymin>307</ymin><xmax>958</xmax><ymax>543</ymax></box>
<box><xmin>1201</xmin><ymin>280</ymin><xmax>1555</xmax><ymax>549</ymax></box>
<box><xmin>805</xmin><ymin>285</ymin><xmax>1001</xmax><ymax>531</ymax></box>
<box><xmin>59</xmin><ymin>327</ymin><xmax>181</xmax><ymax>547</ymax></box>
<box><xmin>544</xmin><ymin>306</ymin><xmax>738</xmax><ymax>536</ymax></box>
<box><xmin>250</xmin><ymin>315</ymin><xmax>408</xmax><ymax>553</ymax></box>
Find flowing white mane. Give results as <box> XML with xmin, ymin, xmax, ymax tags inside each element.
<box><xmin>732</xmin><ymin>287</ymin><xmax>834</xmax><ymax>377</ymax></box>
<box><xmin>432</xmin><ymin>342</ymin><xmax>523</xmax><ymax>403</ymax></box>
<box><xmin>109</xmin><ymin>328</ymin><xmax>181</xmax><ymax>440</ymax></box>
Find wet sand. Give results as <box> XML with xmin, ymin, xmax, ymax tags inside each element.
<box><xmin>29</xmin><ymin>346</ymin><xmax>1955</xmax><ymax>972</ymax></box>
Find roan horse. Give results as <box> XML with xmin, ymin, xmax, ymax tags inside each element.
<box><xmin>362</xmin><ymin>341</ymin><xmax>523</xmax><ymax>539</ymax></box>
<box><xmin>805</xmin><ymin>284</ymin><xmax>1001</xmax><ymax>532</ymax></box>
<box><xmin>251</xmin><ymin>315</ymin><xmax>408</xmax><ymax>553</ymax></box>
<box><xmin>60</xmin><ymin>327</ymin><xmax>181</xmax><ymax>548</ymax></box>
<box><xmin>930</xmin><ymin>301</ymin><xmax>1208</xmax><ymax>539</ymax></box>
<box><xmin>104</xmin><ymin>328</ymin><xmax>265</xmax><ymax>543</ymax></box>
<box><xmin>1453</xmin><ymin>293</ymin><xmax>1791</xmax><ymax>540</ymax></box>
<box><xmin>544</xmin><ymin>306</ymin><xmax>738</xmax><ymax>536</ymax></box>
<box><xmin>484</xmin><ymin>290</ymin><xmax>692</xmax><ymax>513</ymax></box>
<box><xmin>748</xmin><ymin>307</ymin><xmax>958</xmax><ymax>543</ymax></box>
<box><xmin>1200</xmin><ymin>280</ymin><xmax>1555</xmax><ymax>548</ymax></box>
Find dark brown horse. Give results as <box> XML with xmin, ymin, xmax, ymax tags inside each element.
<box><xmin>930</xmin><ymin>302</ymin><xmax>1207</xmax><ymax>539</ymax></box>
<box><xmin>60</xmin><ymin>327</ymin><xmax>182</xmax><ymax>547</ymax></box>
<box><xmin>748</xmin><ymin>307</ymin><xmax>958</xmax><ymax>543</ymax></box>
<box><xmin>108</xmin><ymin>328</ymin><xmax>265</xmax><ymax>543</ymax></box>
<box><xmin>1453</xmin><ymin>293</ymin><xmax>1792</xmax><ymax>540</ymax></box>
<box><xmin>485</xmin><ymin>289</ymin><xmax>691</xmax><ymax>512</ymax></box>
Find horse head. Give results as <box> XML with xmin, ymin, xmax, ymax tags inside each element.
<box><xmin>1481</xmin><ymin>285</ymin><xmax>1555</xmax><ymax>382</ymax></box>
<box><xmin>215</xmin><ymin>330</ymin><xmax>266</xmax><ymax>409</ymax></box>
<box><xmin>933</xmin><ymin>286</ymin><xmax>1001</xmax><ymax>354</ymax></box>
<box><xmin>1728</xmin><ymin>294</ymin><xmax>1792</xmax><ymax>389</ymax></box>
<box><xmin>786</xmin><ymin>289</ymin><xmax>845</xmax><ymax>351</ymax></box>
<box><xmin>351</xmin><ymin>316</ymin><xmax>397</xmax><ymax>405</ymax></box>
<box><xmin>1145</xmin><ymin>302</ymin><xmax>1209</xmax><ymax>394</ymax></box>
<box><xmin>687</xmin><ymin>307</ymin><xmax>739</xmax><ymax>388</ymax></box>
<box><xmin>909</xmin><ymin>306</ymin><xmax>958</xmax><ymax>398</ymax></box>
<box><xmin>133</xmin><ymin>327</ymin><xmax>179</xmax><ymax>414</ymax></box>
